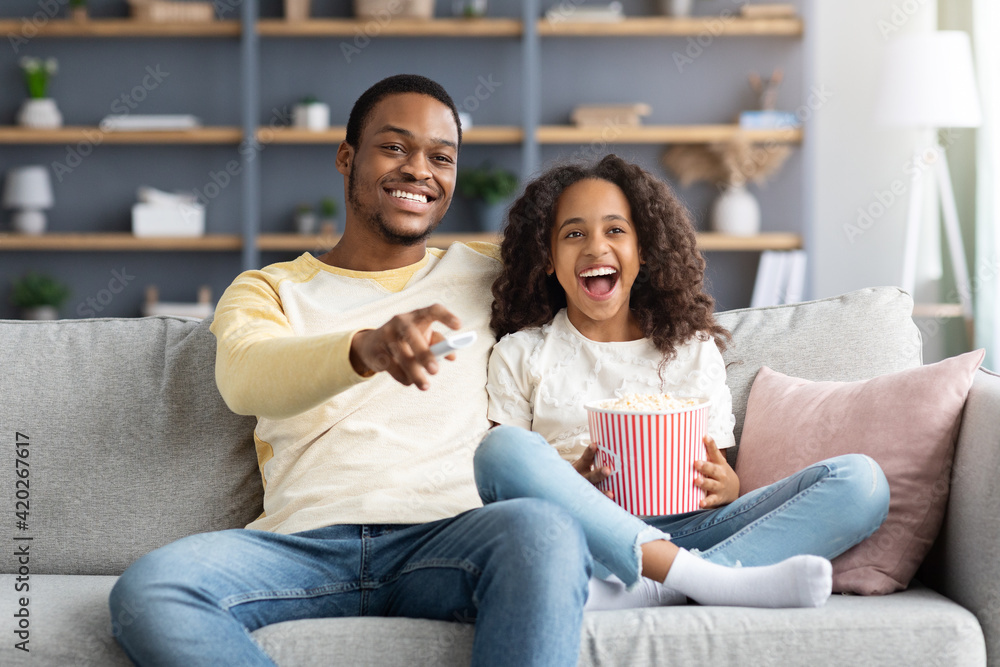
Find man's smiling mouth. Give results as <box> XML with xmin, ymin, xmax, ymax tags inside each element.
<box><xmin>386</xmin><ymin>188</ymin><xmax>435</xmax><ymax>204</ymax></box>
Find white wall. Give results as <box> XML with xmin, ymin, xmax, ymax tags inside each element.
<box><xmin>809</xmin><ymin>0</ymin><xmax>961</xmax><ymax>361</ymax></box>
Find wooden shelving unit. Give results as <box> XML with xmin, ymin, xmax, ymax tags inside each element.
<box><xmin>259</xmin><ymin>126</ymin><xmax>524</xmax><ymax>144</ymax></box>
<box><xmin>0</xmin><ymin>3</ymin><xmax>809</xmax><ymax>316</ymax></box>
<box><xmin>0</xmin><ymin>19</ymin><xmax>240</xmax><ymax>37</ymax></box>
<box><xmin>0</xmin><ymin>126</ymin><xmax>243</xmax><ymax>144</ymax></box>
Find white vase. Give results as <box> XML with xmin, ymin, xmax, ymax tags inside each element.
<box><xmin>12</xmin><ymin>210</ymin><xmax>48</xmax><ymax>235</ymax></box>
<box><xmin>711</xmin><ymin>184</ymin><xmax>761</xmax><ymax>236</ymax></box>
<box><xmin>293</xmin><ymin>103</ymin><xmax>330</xmax><ymax>131</ymax></box>
<box><xmin>295</xmin><ymin>211</ymin><xmax>317</xmax><ymax>234</ymax></box>
<box><xmin>660</xmin><ymin>0</ymin><xmax>693</xmax><ymax>17</ymax></box>
<box><xmin>285</xmin><ymin>0</ymin><xmax>311</xmax><ymax>21</ymax></box>
<box><xmin>17</xmin><ymin>98</ymin><xmax>63</xmax><ymax>129</ymax></box>
<box><xmin>21</xmin><ymin>306</ymin><xmax>59</xmax><ymax>320</ymax></box>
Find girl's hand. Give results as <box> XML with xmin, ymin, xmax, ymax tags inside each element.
<box><xmin>694</xmin><ymin>436</ymin><xmax>739</xmax><ymax>508</ymax></box>
<box><xmin>572</xmin><ymin>441</ymin><xmax>614</xmax><ymax>499</ymax></box>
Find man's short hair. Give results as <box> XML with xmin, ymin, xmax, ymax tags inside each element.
<box><xmin>345</xmin><ymin>74</ymin><xmax>462</xmax><ymax>150</ymax></box>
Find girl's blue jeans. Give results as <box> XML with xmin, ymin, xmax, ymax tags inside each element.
<box><xmin>475</xmin><ymin>425</ymin><xmax>890</xmax><ymax>587</ymax></box>
<box><xmin>109</xmin><ymin>498</ymin><xmax>591</xmax><ymax>667</ymax></box>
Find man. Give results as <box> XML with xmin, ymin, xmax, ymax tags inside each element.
<box><xmin>109</xmin><ymin>75</ymin><xmax>592</xmax><ymax>666</ymax></box>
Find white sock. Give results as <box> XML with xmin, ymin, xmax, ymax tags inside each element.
<box><xmin>663</xmin><ymin>549</ymin><xmax>832</xmax><ymax>608</ymax></box>
<box><xmin>584</xmin><ymin>574</ymin><xmax>687</xmax><ymax>611</ymax></box>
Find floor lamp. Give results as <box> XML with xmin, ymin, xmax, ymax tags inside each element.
<box><xmin>875</xmin><ymin>31</ymin><xmax>982</xmax><ymax>344</ymax></box>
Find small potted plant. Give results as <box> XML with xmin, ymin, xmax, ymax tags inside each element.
<box><xmin>294</xmin><ymin>203</ymin><xmax>317</xmax><ymax>234</ymax></box>
<box><xmin>10</xmin><ymin>271</ymin><xmax>70</xmax><ymax>320</ymax></box>
<box><xmin>292</xmin><ymin>95</ymin><xmax>330</xmax><ymax>132</ymax></box>
<box><xmin>69</xmin><ymin>0</ymin><xmax>88</xmax><ymax>21</ymax></box>
<box><xmin>319</xmin><ymin>197</ymin><xmax>339</xmax><ymax>234</ymax></box>
<box><xmin>457</xmin><ymin>164</ymin><xmax>519</xmax><ymax>232</ymax></box>
<box><xmin>17</xmin><ymin>57</ymin><xmax>62</xmax><ymax>129</ymax></box>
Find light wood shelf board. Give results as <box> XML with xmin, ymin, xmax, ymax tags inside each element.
<box><xmin>257</xmin><ymin>18</ymin><xmax>522</xmax><ymax>37</ymax></box>
<box><xmin>0</xmin><ymin>233</ymin><xmax>243</xmax><ymax>251</ymax></box>
<box><xmin>0</xmin><ymin>19</ymin><xmax>240</xmax><ymax>37</ymax></box>
<box><xmin>911</xmin><ymin>303</ymin><xmax>965</xmax><ymax>319</ymax></box>
<box><xmin>536</xmin><ymin>124</ymin><xmax>802</xmax><ymax>144</ymax></box>
<box><xmin>696</xmin><ymin>232</ymin><xmax>801</xmax><ymax>251</ymax></box>
<box><xmin>259</xmin><ymin>125</ymin><xmax>522</xmax><ymax>145</ymax></box>
<box><xmin>0</xmin><ymin>126</ymin><xmax>243</xmax><ymax>144</ymax></box>
<box><xmin>538</xmin><ymin>16</ymin><xmax>803</xmax><ymax>37</ymax></box>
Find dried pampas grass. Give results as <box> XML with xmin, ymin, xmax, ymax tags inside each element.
<box><xmin>663</xmin><ymin>138</ymin><xmax>791</xmax><ymax>188</ymax></box>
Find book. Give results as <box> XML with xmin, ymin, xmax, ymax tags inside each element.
<box><xmin>100</xmin><ymin>114</ymin><xmax>202</xmax><ymax>131</ymax></box>
<box><xmin>740</xmin><ymin>4</ymin><xmax>797</xmax><ymax>18</ymax></box>
<box><xmin>545</xmin><ymin>2</ymin><xmax>624</xmax><ymax>23</ymax></box>
<box><xmin>739</xmin><ymin>110</ymin><xmax>800</xmax><ymax>130</ymax></box>
<box><xmin>571</xmin><ymin>103</ymin><xmax>652</xmax><ymax>127</ymax></box>
<box><xmin>751</xmin><ymin>250</ymin><xmax>808</xmax><ymax>307</ymax></box>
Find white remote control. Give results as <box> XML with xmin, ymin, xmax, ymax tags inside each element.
<box><xmin>430</xmin><ymin>331</ymin><xmax>478</xmax><ymax>357</ymax></box>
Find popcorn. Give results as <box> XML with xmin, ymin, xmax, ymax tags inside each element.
<box><xmin>595</xmin><ymin>393</ymin><xmax>700</xmax><ymax>413</ymax></box>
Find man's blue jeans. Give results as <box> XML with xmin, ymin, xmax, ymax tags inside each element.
<box><xmin>475</xmin><ymin>425</ymin><xmax>890</xmax><ymax>587</ymax></box>
<box><xmin>109</xmin><ymin>498</ymin><xmax>592</xmax><ymax>666</ymax></box>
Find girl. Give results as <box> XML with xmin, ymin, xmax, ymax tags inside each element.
<box><xmin>475</xmin><ymin>154</ymin><xmax>889</xmax><ymax>610</ymax></box>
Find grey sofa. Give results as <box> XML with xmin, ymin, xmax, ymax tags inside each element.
<box><xmin>1</xmin><ymin>286</ymin><xmax>997</xmax><ymax>666</ymax></box>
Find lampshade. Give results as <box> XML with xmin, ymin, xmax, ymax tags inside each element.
<box><xmin>875</xmin><ymin>31</ymin><xmax>982</xmax><ymax>128</ymax></box>
<box><xmin>3</xmin><ymin>165</ymin><xmax>54</xmax><ymax>210</ymax></box>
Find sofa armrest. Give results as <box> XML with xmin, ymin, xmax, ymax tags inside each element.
<box><xmin>919</xmin><ymin>368</ymin><xmax>1000</xmax><ymax>662</ymax></box>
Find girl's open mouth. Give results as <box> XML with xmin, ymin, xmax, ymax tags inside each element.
<box><xmin>578</xmin><ymin>267</ymin><xmax>619</xmax><ymax>298</ymax></box>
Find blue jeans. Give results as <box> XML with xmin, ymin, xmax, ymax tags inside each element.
<box><xmin>109</xmin><ymin>499</ymin><xmax>592</xmax><ymax>667</ymax></box>
<box><xmin>475</xmin><ymin>426</ymin><xmax>889</xmax><ymax>587</ymax></box>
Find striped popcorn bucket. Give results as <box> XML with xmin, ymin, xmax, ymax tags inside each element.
<box><xmin>585</xmin><ymin>398</ymin><xmax>710</xmax><ymax>516</ymax></box>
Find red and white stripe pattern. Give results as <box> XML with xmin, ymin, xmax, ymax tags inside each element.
<box><xmin>588</xmin><ymin>401</ymin><xmax>709</xmax><ymax>516</ymax></box>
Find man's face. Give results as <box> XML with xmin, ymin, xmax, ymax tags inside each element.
<box><xmin>340</xmin><ymin>93</ymin><xmax>459</xmax><ymax>246</ymax></box>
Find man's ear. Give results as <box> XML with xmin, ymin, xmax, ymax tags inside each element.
<box><xmin>336</xmin><ymin>142</ymin><xmax>354</xmax><ymax>177</ymax></box>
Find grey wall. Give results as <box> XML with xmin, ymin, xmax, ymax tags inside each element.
<box><xmin>1</xmin><ymin>0</ymin><xmax>807</xmax><ymax>318</ymax></box>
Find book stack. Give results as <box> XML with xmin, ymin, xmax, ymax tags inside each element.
<box><xmin>571</xmin><ymin>103</ymin><xmax>652</xmax><ymax>127</ymax></box>
<box><xmin>750</xmin><ymin>250</ymin><xmax>807</xmax><ymax>307</ymax></box>
<box><xmin>739</xmin><ymin>4</ymin><xmax>797</xmax><ymax>19</ymax></box>
<box><xmin>101</xmin><ymin>114</ymin><xmax>202</xmax><ymax>131</ymax></box>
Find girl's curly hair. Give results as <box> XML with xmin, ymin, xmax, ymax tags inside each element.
<box><xmin>491</xmin><ymin>154</ymin><xmax>730</xmax><ymax>363</ymax></box>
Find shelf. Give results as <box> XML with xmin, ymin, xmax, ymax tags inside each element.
<box><xmin>0</xmin><ymin>126</ymin><xmax>243</xmax><ymax>144</ymax></box>
<box><xmin>257</xmin><ymin>233</ymin><xmax>500</xmax><ymax>251</ymax></box>
<box><xmin>256</xmin><ymin>232</ymin><xmax>801</xmax><ymax>252</ymax></box>
<box><xmin>911</xmin><ymin>303</ymin><xmax>966</xmax><ymax>319</ymax></box>
<box><xmin>536</xmin><ymin>125</ymin><xmax>802</xmax><ymax>144</ymax></box>
<box><xmin>538</xmin><ymin>16</ymin><xmax>803</xmax><ymax>37</ymax></box>
<box><xmin>258</xmin><ymin>126</ymin><xmax>797</xmax><ymax>146</ymax></box>
<box><xmin>0</xmin><ymin>234</ymin><xmax>243</xmax><ymax>251</ymax></box>
<box><xmin>696</xmin><ymin>232</ymin><xmax>801</xmax><ymax>251</ymax></box>
<box><xmin>0</xmin><ymin>19</ymin><xmax>241</xmax><ymax>37</ymax></box>
<box><xmin>259</xmin><ymin>126</ymin><xmax>523</xmax><ymax>145</ymax></box>
<box><xmin>254</xmin><ymin>16</ymin><xmax>802</xmax><ymax>38</ymax></box>
<box><xmin>257</xmin><ymin>18</ymin><xmax>522</xmax><ymax>37</ymax></box>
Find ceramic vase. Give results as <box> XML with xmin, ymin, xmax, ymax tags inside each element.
<box><xmin>17</xmin><ymin>98</ymin><xmax>63</xmax><ymax>129</ymax></box>
<box><xmin>472</xmin><ymin>200</ymin><xmax>506</xmax><ymax>233</ymax></box>
<box><xmin>711</xmin><ymin>183</ymin><xmax>761</xmax><ymax>236</ymax></box>
<box><xmin>660</xmin><ymin>0</ymin><xmax>693</xmax><ymax>17</ymax></box>
<box><xmin>21</xmin><ymin>306</ymin><xmax>59</xmax><ymax>320</ymax></box>
<box><xmin>293</xmin><ymin>103</ymin><xmax>330</xmax><ymax>131</ymax></box>
<box><xmin>285</xmin><ymin>0</ymin><xmax>311</xmax><ymax>21</ymax></box>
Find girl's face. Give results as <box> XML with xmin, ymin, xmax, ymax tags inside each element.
<box><xmin>547</xmin><ymin>178</ymin><xmax>643</xmax><ymax>342</ymax></box>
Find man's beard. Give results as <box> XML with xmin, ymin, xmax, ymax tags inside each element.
<box><xmin>348</xmin><ymin>168</ymin><xmax>441</xmax><ymax>247</ymax></box>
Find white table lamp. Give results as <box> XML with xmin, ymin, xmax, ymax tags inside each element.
<box><xmin>3</xmin><ymin>165</ymin><xmax>54</xmax><ymax>235</ymax></box>
<box><xmin>874</xmin><ymin>31</ymin><xmax>982</xmax><ymax>343</ymax></box>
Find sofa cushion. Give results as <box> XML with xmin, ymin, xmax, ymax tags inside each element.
<box><xmin>716</xmin><ymin>286</ymin><xmax>923</xmax><ymax>455</ymax></box>
<box><xmin>735</xmin><ymin>350</ymin><xmax>984</xmax><ymax>595</ymax></box>
<box><xmin>247</xmin><ymin>584</ymin><xmax>984</xmax><ymax>666</ymax></box>
<box><xmin>0</xmin><ymin>576</ymin><xmax>983</xmax><ymax>667</ymax></box>
<box><xmin>0</xmin><ymin>316</ymin><xmax>260</xmax><ymax>576</ymax></box>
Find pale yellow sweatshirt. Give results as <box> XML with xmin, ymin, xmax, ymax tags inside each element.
<box><xmin>210</xmin><ymin>243</ymin><xmax>501</xmax><ymax>534</ymax></box>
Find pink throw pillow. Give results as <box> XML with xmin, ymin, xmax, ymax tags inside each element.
<box><xmin>734</xmin><ymin>349</ymin><xmax>984</xmax><ymax>595</ymax></box>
